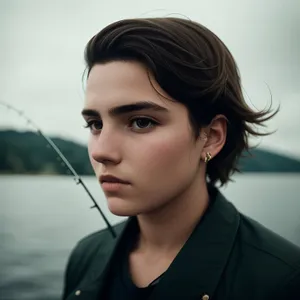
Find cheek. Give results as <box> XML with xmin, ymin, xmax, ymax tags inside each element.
<box><xmin>129</xmin><ymin>132</ymin><xmax>201</xmax><ymax>208</ymax></box>
<box><xmin>137</xmin><ymin>132</ymin><xmax>198</xmax><ymax>174</ymax></box>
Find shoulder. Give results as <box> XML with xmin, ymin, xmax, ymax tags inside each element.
<box><xmin>62</xmin><ymin>221</ymin><xmax>127</xmax><ymax>298</ymax></box>
<box><xmin>237</xmin><ymin>213</ymin><xmax>300</xmax><ymax>296</ymax></box>
<box><xmin>69</xmin><ymin>220</ymin><xmax>126</xmax><ymax>262</ymax></box>
<box><xmin>239</xmin><ymin>213</ymin><xmax>300</xmax><ymax>268</ymax></box>
<box><xmin>70</xmin><ymin>220</ymin><xmax>126</xmax><ymax>263</ymax></box>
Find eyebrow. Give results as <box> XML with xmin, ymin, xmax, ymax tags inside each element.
<box><xmin>81</xmin><ymin>101</ymin><xmax>169</xmax><ymax>118</ymax></box>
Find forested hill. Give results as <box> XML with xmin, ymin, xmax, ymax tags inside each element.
<box><xmin>1</xmin><ymin>130</ymin><xmax>300</xmax><ymax>175</ymax></box>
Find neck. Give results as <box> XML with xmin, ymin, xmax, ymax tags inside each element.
<box><xmin>136</xmin><ymin>175</ymin><xmax>209</xmax><ymax>254</ymax></box>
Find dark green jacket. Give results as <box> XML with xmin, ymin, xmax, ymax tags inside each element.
<box><xmin>62</xmin><ymin>188</ymin><xmax>300</xmax><ymax>300</ymax></box>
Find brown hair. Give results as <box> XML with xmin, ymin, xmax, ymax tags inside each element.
<box><xmin>84</xmin><ymin>17</ymin><xmax>277</xmax><ymax>186</ymax></box>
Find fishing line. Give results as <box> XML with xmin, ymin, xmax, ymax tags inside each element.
<box><xmin>0</xmin><ymin>101</ymin><xmax>117</xmax><ymax>239</ymax></box>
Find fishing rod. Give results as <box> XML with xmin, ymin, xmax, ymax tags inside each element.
<box><xmin>0</xmin><ymin>101</ymin><xmax>117</xmax><ymax>239</ymax></box>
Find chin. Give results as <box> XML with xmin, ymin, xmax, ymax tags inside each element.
<box><xmin>106</xmin><ymin>196</ymin><xmax>140</xmax><ymax>217</ymax></box>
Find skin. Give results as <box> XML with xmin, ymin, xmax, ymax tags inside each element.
<box><xmin>83</xmin><ymin>61</ymin><xmax>227</xmax><ymax>287</ymax></box>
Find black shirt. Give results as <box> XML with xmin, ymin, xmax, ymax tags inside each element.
<box><xmin>101</xmin><ymin>221</ymin><xmax>163</xmax><ymax>300</ymax></box>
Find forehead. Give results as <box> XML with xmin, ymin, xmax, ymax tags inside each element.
<box><xmin>84</xmin><ymin>61</ymin><xmax>173</xmax><ymax>110</ymax></box>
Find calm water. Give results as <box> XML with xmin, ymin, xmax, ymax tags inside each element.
<box><xmin>0</xmin><ymin>175</ymin><xmax>299</xmax><ymax>300</ymax></box>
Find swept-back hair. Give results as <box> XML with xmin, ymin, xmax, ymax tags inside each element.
<box><xmin>84</xmin><ymin>17</ymin><xmax>277</xmax><ymax>185</ymax></box>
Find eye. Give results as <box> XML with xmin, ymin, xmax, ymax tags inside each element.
<box><xmin>84</xmin><ymin>120</ymin><xmax>103</xmax><ymax>132</ymax></box>
<box><xmin>130</xmin><ymin>117</ymin><xmax>158</xmax><ymax>131</ymax></box>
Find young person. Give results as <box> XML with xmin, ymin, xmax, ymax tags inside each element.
<box><xmin>62</xmin><ymin>17</ymin><xmax>300</xmax><ymax>300</ymax></box>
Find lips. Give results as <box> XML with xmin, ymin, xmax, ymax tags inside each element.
<box><xmin>99</xmin><ymin>175</ymin><xmax>130</xmax><ymax>193</ymax></box>
<box><xmin>99</xmin><ymin>175</ymin><xmax>130</xmax><ymax>184</ymax></box>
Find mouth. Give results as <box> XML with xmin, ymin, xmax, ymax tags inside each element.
<box><xmin>99</xmin><ymin>175</ymin><xmax>130</xmax><ymax>192</ymax></box>
<box><xmin>99</xmin><ymin>175</ymin><xmax>130</xmax><ymax>184</ymax></box>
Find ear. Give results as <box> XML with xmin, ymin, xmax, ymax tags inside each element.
<box><xmin>200</xmin><ymin>115</ymin><xmax>227</xmax><ymax>161</ymax></box>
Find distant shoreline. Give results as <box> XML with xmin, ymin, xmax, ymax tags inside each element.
<box><xmin>1</xmin><ymin>129</ymin><xmax>300</xmax><ymax>174</ymax></box>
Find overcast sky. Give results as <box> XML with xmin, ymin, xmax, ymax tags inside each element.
<box><xmin>1</xmin><ymin>0</ymin><xmax>299</xmax><ymax>158</ymax></box>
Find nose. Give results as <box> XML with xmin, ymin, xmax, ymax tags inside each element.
<box><xmin>89</xmin><ymin>129</ymin><xmax>122</xmax><ymax>165</ymax></box>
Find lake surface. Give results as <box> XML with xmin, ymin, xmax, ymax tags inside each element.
<box><xmin>0</xmin><ymin>175</ymin><xmax>299</xmax><ymax>300</ymax></box>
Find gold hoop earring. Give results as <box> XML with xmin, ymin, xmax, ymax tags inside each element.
<box><xmin>204</xmin><ymin>152</ymin><xmax>212</xmax><ymax>163</ymax></box>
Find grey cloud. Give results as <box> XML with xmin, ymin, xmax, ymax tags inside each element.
<box><xmin>0</xmin><ymin>0</ymin><xmax>299</xmax><ymax>157</ymax></box>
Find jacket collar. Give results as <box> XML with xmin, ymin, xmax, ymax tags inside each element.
<box><xmin>69</xmin><ymin>219</ymin><xmax>131</xmax><ymax>299</ymax></box>
<box><xmin>149</xmin><ymin>186</ymin><xmax>240</xmax><ymax>299</ymax></box>
<box><xmin>72</xmin><ymin>186</ymin><xmax>240</xmax><ymax>300</ymax></box>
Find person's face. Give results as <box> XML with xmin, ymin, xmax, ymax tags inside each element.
<box><xmin>83</xmin><ymin>61</ymin><xmax>207</xmax><ymax>216</ymax></box>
